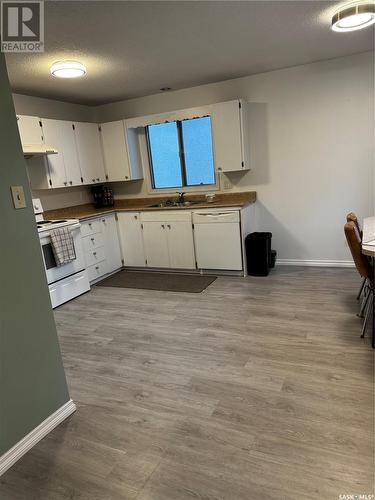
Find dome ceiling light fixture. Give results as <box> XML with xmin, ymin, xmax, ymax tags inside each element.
<box><xmin>50</xmin><ymin>61</ymin><xmax>87</xmax><ymax>78</ymax></box>
<box><xmin>331</xmin><ymin>1</ymin><xmax>375</xmax><ymax>31</ymax></box>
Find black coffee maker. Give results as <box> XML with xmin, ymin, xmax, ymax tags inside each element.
<box><xmin>91</xmin><ymin>185</ymin><xmax>114</xmax><ymax>208</ymax></box>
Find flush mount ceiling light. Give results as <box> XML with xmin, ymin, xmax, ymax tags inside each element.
<box><xmin>50</xmin><ymin>61</ymin><xmax>87</xmax><ymax>78</ymax></box>
<box><xmin>331</xmin><ymin>2</ymin><xmax>375</xmax><ymax>31</ymax></box>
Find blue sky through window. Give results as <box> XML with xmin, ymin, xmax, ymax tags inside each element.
<box><xmin>147</xmin><ymin>122</ymin><xmax>182</xmax><ymax>188</ymax></box>
<box><xmin>182</xmin><ymin>117</ymin><xmax>215</xmax><ymax>186</ymax></box>
<box><xmin>147</xmin><ymin>117</ymin><xmax>215</xmax><ymax>189</ymax></box>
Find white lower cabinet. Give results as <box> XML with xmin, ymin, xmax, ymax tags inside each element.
<box><xmin>80</xmin><ymin>207</ymin><xmax>244</xmax><ymax>283</ymax></box>
<box><xmin>101</xmin><ymin>214</ymin><xmax>122</xmax><ymax>273</ymax></box>
<box><xmin>140</xmin><ymin>212</ymin><xmax>196</xmax><ymax>270</ymax></box>
<box><xmin>166</xmin><ymin>221</ymin><xmax>196</xmax><ymax>269</ymax></box>
<box><xmin>117</xmin><ymin>212</ymin><xmax>146</xmax><ymax>267</ymax></box>
<box><xmin>87</xmin><ymin>260</ymin><xmax>108</xmax><ymax>283</ymax></box>
<box><xmin>81</xmin><ymin>213</ymin><xmax>122</xmax><ymax>283</ymax></box>
<box><xmin>142</xmin><ymin>221</ymin><xmax>170</xmax><ymax>268</ymax></box>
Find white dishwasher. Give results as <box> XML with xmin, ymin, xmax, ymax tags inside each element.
<box><xmin>193</xmin><ymin>211</ymin><xmax>243</xmax><ymax>270</ymax></box>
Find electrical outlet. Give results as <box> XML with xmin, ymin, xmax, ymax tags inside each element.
<box><xmin>10</xmin><ymin>185</ymin><xmax>27</xmax><ymax>209</ymax></box>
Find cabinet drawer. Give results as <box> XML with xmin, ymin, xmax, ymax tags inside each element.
<box><xmin>141</xmin><ymin>211</ymin><xmax>192</xmax><ymax>223</ymax></box>
<box><xmin>85</xmin><ymin>246</ymin><xmax>106</xmax><ymax>267</ymax></box>
<box><xmin>82</xmin><ymin>232</ymin><xmax>104</xmax><ymax>252</ymax></box>
<box><xmin>81</xmin><ymin>219</ymin><xmax>102</xmax><ymax>236</ymax></box>
<box><xmin>87</xmin><ymin>260</ymin><xmax>108</xmax><ymax>282</ymax></box>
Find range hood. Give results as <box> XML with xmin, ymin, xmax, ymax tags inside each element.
<box><xmin>23</xmin><ymin>144</ymin><xmax>58</xmax><ymax>158</ymax></box>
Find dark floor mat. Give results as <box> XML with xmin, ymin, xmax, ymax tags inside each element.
<box><xmin>96</xmin><ymin>270</ymin><xmax>217</xmax><ymax>293</ymax></box>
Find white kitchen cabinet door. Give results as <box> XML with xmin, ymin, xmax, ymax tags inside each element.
<box><xmin>100</xmin><ymin>121</ymin><xmax>131</xmax><ymax>182</ymax></box>
<box><xmin>101</xmin><ymin>214</ymin><xmax>122</xmax><ymax>273</ymax></box>
<box><xmin>74</xmin><ymin>122</ymin><xmax>106</xmax><ymax>184</ymax></box>
<box><xmin>17</xmin><ymin>115</ymin><xmax>44</xmax><ymax>146</ymax></box>
<box><xmin>125</xmin><ymin>126</ymin><xmax>143</xmax><ymax>180</ymax></box>
<box><xmin>42</xmin><ymin>119</ymin><xmax>83</xmax><ymax>188</ymax></box>
<box><xmin>166</xmin><ymin>221</ymin><xmax>196</xmax><ymax>269</ymax></box>
<box><xmin>211</xmin><ymin>100</ymin><xmax>249</xmax><ymax>173</ymax></box>
<box><xmin>142</xmin><ymin>221</ymin><xmax>169</xmax><ymax>268</ymax></box>
<box><xmin>117</xmin><ymin>212</ymin><xmax>146</xmax><ymax>267</ymax></box>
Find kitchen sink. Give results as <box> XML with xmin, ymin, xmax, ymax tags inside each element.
<box><xmin>148</xmin><ymin>200</ymin><xmax>201</xmax><ymax>208</ymax></box>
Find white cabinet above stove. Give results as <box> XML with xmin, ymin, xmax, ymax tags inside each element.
<box><xmin>17</xmin><ymin>115</ymin><xmax>44</xmax><ymax>147</ymax></box>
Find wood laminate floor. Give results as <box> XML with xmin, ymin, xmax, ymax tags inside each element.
<box><xmin>1</xmin><ymin>267</ymin><xmax>374</xmax><ymax>500</ymax></box>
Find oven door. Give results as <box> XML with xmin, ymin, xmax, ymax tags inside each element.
<box><xmin>39</xmin><ymin>223</ymin><xmax>86</xmax><ymax>284</ymax></box>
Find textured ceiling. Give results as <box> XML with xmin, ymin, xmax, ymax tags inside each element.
<box><xmin>5</xmin><ymin>0</ymin><xmax>374</xmax><ymax>106</ymax></box>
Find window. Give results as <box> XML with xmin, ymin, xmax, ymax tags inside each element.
<box><xmin>146</xmin><ymin>116</ymin><xmax>215</xmax><ymax>189</ymax></box>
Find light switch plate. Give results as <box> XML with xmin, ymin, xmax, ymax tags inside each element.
<box><xmin>11</xmin><ymin>185</ymin><xmax>27</xmax><ymax>209</ymax></box>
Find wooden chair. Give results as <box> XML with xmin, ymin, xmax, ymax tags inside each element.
<box><xmin>344</xmin><ymin>221</ymin><xmax>373</xmax><ymax>339</ymax></box>
<box><xmin>346</xmin><ymin>212</ymin><xmax>366</xmax><ymax>301</ymax></box>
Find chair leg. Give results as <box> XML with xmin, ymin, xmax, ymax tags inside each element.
<box><xmin>361</xmin><ymin>292</ymin><xmax>373</xmax><ymax>338</ymax></box>
<box><xmin>357</xmin><ymin>277</ymin><xmax>366</xmax><ymax>301</ymax></box>
<box><xmin>358</xmin><ymin>286</ymin><xmax>370</xmax><ymax>318</ymax></box>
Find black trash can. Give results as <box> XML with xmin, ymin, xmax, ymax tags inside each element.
<box><xmin>245</xmin><ymin>232</ymin><xmax>275</xmax><ymax>276</ymax></box>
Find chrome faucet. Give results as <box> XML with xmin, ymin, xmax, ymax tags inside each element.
<box><xmin>176</xmin><ymin>192</ymin><xmax>186</xmax><ymax>204</ymax></box>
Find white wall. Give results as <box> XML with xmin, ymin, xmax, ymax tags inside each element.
<box><xmin>95</xmin><ymin>52</ymin><xmax>374</xmax><ymax>265</ymax></box>
<box><xmin>13</xmin><ymin>93</ymin><xmax>96</xmax><ymax>122</ymax></box>
<box><xmin>12</xmin><ymin>93</ymin><xmax>94</xmax><ymax>210</ymax></box>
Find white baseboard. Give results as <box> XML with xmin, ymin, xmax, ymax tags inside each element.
<box><xmin>0</xmin><ymin>399</ymin><xmax>76</xmax><ymax>477</ymax></box>
<box><xmin>277</xmin><ymin>259</ymin><xmax>354</xmax><ymax>268</ymax></box>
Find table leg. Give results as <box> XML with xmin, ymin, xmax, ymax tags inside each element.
<box><xmin>372</xmin><ymin>258</ymin><xmax>375</xmax><ymax>349</ymax></box>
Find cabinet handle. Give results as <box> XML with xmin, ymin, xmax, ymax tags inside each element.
<box><xmin>64</xmin><ymin>181</ymin><xmax>67</xmax><ymax>186</ymax></box>
<box><xmin>95</xmin><ymin>266</ymin><xmax>99</xmax><ymax>270</ymax></box>
<box><xmin>167</xmin><ymin>224</ymin><xmax>171</xmax><ymax>229</ymax></box>
<box><xmin>69</xmin><ymin>181</ymin><xmax>73</xmax><ymax>185</ymax></box>
<box><xmin>134</xmin><ymin>215</ymin><xmax>137</xmax><ymax>220</ymax></box>
<box><xmin>102</xmin><ymin>219</ymin><xmax>106</xmax><ymax>223</ymax></box>
<box><xmin>96</xmin><ymin>178</ymin><xmax>100</xmax><ymax>181</ymax></box>
<box><xmin>91</xmin><ymin>237</ymin><xmax>95</xmax><ymax>242</ymax></box>
<box><xmin>125</xmin><ymin>176</ymin><xmax>129</xmax><ymax>180</ymax></box>
<box><xmin>93</xmin><ymin>251</ymin><xmax>97</xmax><ymax>256</ymax></box>
<box><xmin>161</xmin><ymin>224</ymin><xmax>165</xmax><ymax>229</ymax></box>
<box><xmin>88</xmin><ymin>223</ymin><xmax>92</xmax><ymax>227</ymax></box>
<box><xmin>218</xmin><ymin>167</ymin><xmax>222</xmax><ymax>171</ymax></box>
<box><xmin>92</xmin><ymin>178</ymin><xmax>95</xmax><ymax>182</ymax></box>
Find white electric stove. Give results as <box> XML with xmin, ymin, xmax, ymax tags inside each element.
<box><xmin>33</xmin><ymin>198</ymin><xmax>90</xmax><ymax>308</ymax></box>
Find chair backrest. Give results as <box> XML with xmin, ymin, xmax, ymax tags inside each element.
<box><xmin>344</xmin><ymin>221</ymin><xmax>372</xmax><ymax>280</ymax></box>
<box><xmin>346</xmin><ymin>212</ymin><xmax>361</xmax><ymax>235</ymax></box>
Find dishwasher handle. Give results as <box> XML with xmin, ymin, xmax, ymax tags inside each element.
<box><xmin>193</xmin><ymin>211</ymin><xmax>240</xmax><ymax>224</ymax></box>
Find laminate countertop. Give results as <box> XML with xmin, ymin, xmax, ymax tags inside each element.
<box><xmin>44</xmin><ymin>191</ymin><xmax>257</xmax><ymax>221</ymax></box>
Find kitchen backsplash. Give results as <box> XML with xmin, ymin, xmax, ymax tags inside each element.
<box><xmin>32</xmin><ymin>185</ymin><xmax>92</xmax><ymax>211</ymax></box>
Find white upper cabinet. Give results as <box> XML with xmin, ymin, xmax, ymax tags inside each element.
<box><xmin>100</xmin><ymin>120</ymin><xmax>131</xmax><ymax>182</ymax></box>
<box><xmin>117</xmin><ymin>212</ymin><xmax>146</xmax><ymax>267</ymax></box>
<box><xmin>17</xmin><ymin>115</ymin><xmax>44</xmax><ymax>146</ymax></box>
<box><xmin>101</xmin><ymin>120</ymin><xmax>143</xmax><ymax>182</ymax></box>
<box><xmin>41</xmin><ymin>119</ymin><xmax>82</xmax><ymax>188</ymax></box>
<box><xmin>210</xmin><ymin>99</ymin><xmax>250</xmax><ymax>173</ymax></box>
<box><xmin>74</xmin><ymin>122</ymin><xmax>106</xmax><ymax>184</ymax></box>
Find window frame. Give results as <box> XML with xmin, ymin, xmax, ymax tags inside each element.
<box><xmin>145</xmin><ymin>116</ymin><xmax>217</xmax><ymax>191</ymax></box>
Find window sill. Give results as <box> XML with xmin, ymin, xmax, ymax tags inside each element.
<box><xmin>147</xmin><ymin>183</ymin><xmax>219</xmax><ymax>196</ymax></box>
